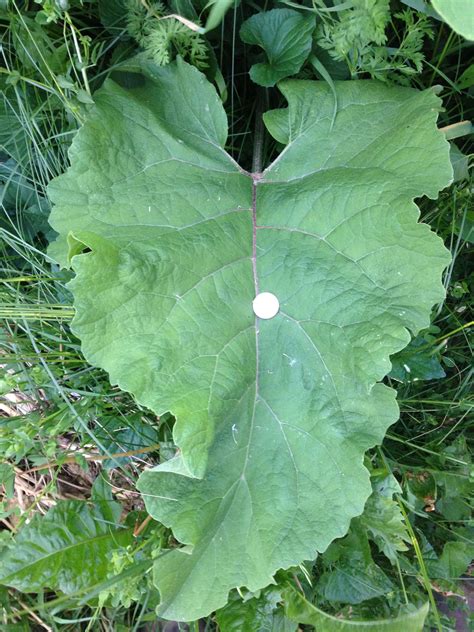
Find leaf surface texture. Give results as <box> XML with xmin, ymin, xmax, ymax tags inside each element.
<box><xmin>0</xmin><ymin>500</ymin><xmax>132</xmax><ymax>593</ymax></box>
<box><xmin>431</xmin><ymin>0</ymin><xmax>474</xmax><ymax>40</ymax></box>
<box><xmin>48</xmin><ymin>58</ymin><xmax>451</xmax><ymax>620</ymax></box>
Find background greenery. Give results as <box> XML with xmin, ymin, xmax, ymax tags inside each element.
<box><xmin>0</xmin><ymin>0</ymin><xmax>472</xmax><ymax>630</ymax></box>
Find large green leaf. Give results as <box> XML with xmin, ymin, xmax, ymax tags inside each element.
<box><xmin>0</xmin><ymin>499</ymin><xmax>132</xmax><ymax>593</ymax></box>
<box><xmin>284</xmin><ymin>587</ymin><xmax>429</xmax><ymax>631</ymax></box>
<box><xmin>47</xmin><ymin>58</ymin><xmax>452</xmax><ymax>620</ymax></box>
<box><xmin>431</xmin><ymin>0</ymin><xmax>474</xmax><ymax>41</ymax></box>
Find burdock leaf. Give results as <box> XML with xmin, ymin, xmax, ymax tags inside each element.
<box><xmin>47</xmin><ymin>58</ymin><xmax>451</xmax><ymax>620</ymax></box>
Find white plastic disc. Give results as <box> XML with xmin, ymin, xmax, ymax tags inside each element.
<box><xmin>252</xmin><ymin>292</ymin><xmax>279</xmax><ymax>319</ymax></box>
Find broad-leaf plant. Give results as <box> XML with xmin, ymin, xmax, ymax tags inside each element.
<box><xmin>44</xmin><ymin>51</ymin><xmax>452</xmax><ymax>622</ymax></box>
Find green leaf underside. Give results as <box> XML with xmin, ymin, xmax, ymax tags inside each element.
<box><xmin>0</xmin><ymin>501</ymin><xmax>132</xmax><ymax>593</ymax></box>
<box><xmin>284</xmin><ymin>587</ymin><xmax>429</xmax><ymax>631</ymax></box>
<box><xmin>240</xmin><ymin>9</ymin><xmax>315</xmax><ymax>86</ymax></box>
<box><xmin>47</xmin><ymin>59</ymin><xmax>451</xmax><ymax>620</ymax></box>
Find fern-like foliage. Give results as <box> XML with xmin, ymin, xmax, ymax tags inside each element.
<box><xmin>316</xmin><ymin>0</ymin><xmax>432</xmax><ymax>84</ymax></box>
<box><xmin>125</xmin><ymin>0</ymin><xmax>208</xmax><ymax>69</ymax></box>
<box><xmin>318</xmin><ymin>0</ymin><xmax>390</xmax><ymax>61</ymax></box>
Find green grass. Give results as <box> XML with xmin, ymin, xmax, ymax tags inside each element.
<box><xmin>0</xmin><ymin>1</ymin><xmax>472</xmax><ymax>630</ymax></box>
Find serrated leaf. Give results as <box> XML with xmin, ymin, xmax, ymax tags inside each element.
<box><xmin>360</xmin><ymin>475</ymin><xmax>410</xmax><ymax>563</ymax></box>
<box><xmin>216</xmin><ymin>588</ymin><xmax>297</xmax><ymax>632</ymax></box>
<box><xmin>319</xmin><ymin>559</ymin><xmax>394</xmax><ymax>604</ymax></box>
<box><xmin>361</xmin><ymin>496</ymin><xmax>410</xmax><ymax>562</ymax></box>
<box><xmin>0</xmin><ymin>500</ymin><xmax>133</xmax><ymax>593</ymax></box>
<box><xmin>240</xmin><ymin>9</ymin><xmax>315</xmax><ymax>86</ymax></box>
<box><xmin>431</xmin><ymin>0</ymin><xmax>474</xmax><ymax>41</ymax></box>
<box><xmin>47</xmin><ymin>59</ymin><xmax>451</xmax><ymax>620</ymax></box>
<box><xmin>317</xmin><ymin>525</ymin><xmax>394</xmax><ymax>604</ymax></box>
<box><xmin>284</xmin><ymin>587</ymin><xmax>429</xmax><ymax>631</ymax></box>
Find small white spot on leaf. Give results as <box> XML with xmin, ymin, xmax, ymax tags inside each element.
<box><xmin>253</xmin><ymin>292</ymin><xmax>279</xmax><ymax>319</ymax></box>
<box><xmin>283</xmin><ymin>352</ymin><xmax>297</xmax><ymax>367</ymax></box>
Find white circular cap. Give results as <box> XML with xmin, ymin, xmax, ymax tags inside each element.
<box><xmin>252</xmin><ymin>292</ymin><xmax>280</xmax><ymax>319</ymax></box>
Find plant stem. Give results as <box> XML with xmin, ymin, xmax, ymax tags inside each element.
<box><xmin>252</xmin><ymin>90</ymin><xmax>265</xmax><ymax>174</ymax></box>
<box><xmin>397</xmin><ymin>500</ymin><xmax>443</xmax><ymax>632</ymax></box>
<box><xmin>65</xmin><ymin>12</ymin><xmax>91</xmax><ymax>96</ymax></box>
